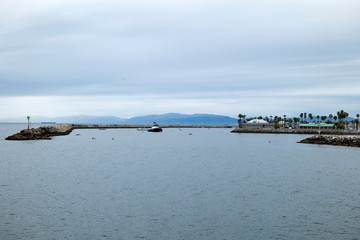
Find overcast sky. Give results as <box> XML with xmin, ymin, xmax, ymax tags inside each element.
<box><xmin>1</xmin><ymin>0</ymin><xmax>360</xmax><ymax>120</ymax></box>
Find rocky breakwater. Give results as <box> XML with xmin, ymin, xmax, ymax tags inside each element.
<box><xmin>5</xmin><ymin>124</ymin><xmax>74</xmax><ymax>140</ymax></box>
<box><xmin>298</xmin><ymin>135</ymin><xmax>360</xmax><ymax>147</ymax></box>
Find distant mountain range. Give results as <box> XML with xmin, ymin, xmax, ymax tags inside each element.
<box><xmin>124</xmin><ymin>113</ymin><xmax>237</xmax><ymax>125</ymax></box>
<box><xmin>1</xmin><ymin>113</ymin><xmax>238</xmax><ymax>125</ymax></box>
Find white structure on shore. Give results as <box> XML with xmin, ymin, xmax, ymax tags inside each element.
<box><xmin>242</xmin><ymin>119</ymin><xmax>274</xmax><ymax>129</ymax></box>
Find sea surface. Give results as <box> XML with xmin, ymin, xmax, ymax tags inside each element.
<box><xmin>1</xmin><ymin>124</ymin><xmax>360</xmax><ymax>240</ymax></box>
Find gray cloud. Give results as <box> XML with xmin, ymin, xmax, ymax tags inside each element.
<box><xmin>1</xmin><ymin>0</ymin><xmax>360</xmax><ymax>117</ymax></box>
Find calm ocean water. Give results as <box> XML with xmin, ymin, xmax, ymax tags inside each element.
<box><xmin>1</xmin><ymin>124</ymin><xmax>360</xmax><ymax>240</ymax></box>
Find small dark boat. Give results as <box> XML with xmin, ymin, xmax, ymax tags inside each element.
<box><xmin>148</xmin><ymin>122</ymin><xmax>163</xmax><ymax>132</ymax></box>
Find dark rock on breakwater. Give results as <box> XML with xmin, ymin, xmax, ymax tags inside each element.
<box><xmin>5</xmin><ymin>124</ymin><xmax>233</xmax><ymax>140</ymax></box>
<box><xmin>5</xmin><ymin>124</ymin><xmax>74</xmax><ymax>140</ymax></box>
<box><xmin>298</xmin><ymin>135</ymin><xmax>360</xmax><ymax>147</ymax></box>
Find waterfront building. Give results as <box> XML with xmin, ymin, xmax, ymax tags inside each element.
<box><xmin>299</xmin><ymin>123</ymin><xmax>335</xmax><ymax>129</ymax></box>
<box><xmin>278</xmin><ymin>120</ymin><xmax>291</xmax><ymax>128</ymax></box>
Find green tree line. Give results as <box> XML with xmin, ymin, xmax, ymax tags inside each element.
<box><xmin>238</xmin><ymin>110</ymin><xmax>360</xmax><ymax>130</ymax></box>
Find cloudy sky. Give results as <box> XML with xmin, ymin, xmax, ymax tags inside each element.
<box><xmin>1</xmin><ymin>0</ymin><xmax>360</xmax><ymax>120</ymax></box>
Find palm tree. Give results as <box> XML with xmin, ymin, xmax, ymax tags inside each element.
<box><xmin>276</xmin><ymin>116</ymin><xmax>280</xmax><ymax>126</ymax></box>
<box><xmin>283</xmin><ymin>115</ymin><xmax>287</xmax><ymax>127</ymax></box>
<box><xmin>336</xmin><ymin>110</ymin><xmax>348</xmax><ymax>129</ymax></box>
<box><xmin>300</xmin><ymin>113</ymin><xmax>303</xmax><ymax>123</ymax></box>
<box><xmin>337</xmin><ymin>110</ymin><xmax>346</xmax><ymax>122</ymax></box>
<box><xmin>328</xmin><ymin>114</ymin><xmax>333</xmax><ymax>123</ymax></box>
<box><xmin>238</xmin><ymin>114</ymin><xmax>246</xmax><ymax>127</ymax></box>
<box><xmin>316</xmin><ymin>115</ymin><xmax>320</xmax><ymax>123</ymax></box>
<box><xmin>304</xmin><ymin>112</ymin><xmax>307</xmax><ymax>123</ymax></box>
<box><xmin>277</xmin><ymin>117</ymin><xmax>283</xmax><ymax>128</ymax></box>
<box><xmin>293</xmin><ymin>117</ymin><xmax>300</xmax><ymax>128</ymax></box>
<box><xmin>270</xmin><ymin>115</ymin><xmax>273</xmax><ymax>122</ymax></box>
<box><xmin>355</xmin><ymin>118</ymin><xmax>359</xmax><ymax>131</ymax></box>
<box><xmin>344</xmin><ymin>112</ymin><xmax>349</xmax><ymax>129</ymax></box>
<box><xmin>308</xmin><ymin>113</ymin><xmax>313</xmax><ymax>123</ymax></box>
<box><xmin>321</xmin><ymin>116</ymin><xmax>327</xmax><ymax>123</ymax></box>
<box><xmin>334</xmin><ymin>116</ymin><xmax>338</xmax><ymax>122</ymax></box>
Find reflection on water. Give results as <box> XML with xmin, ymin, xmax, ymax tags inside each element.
<box><xmin>1</xmin><ymin>124</ymin><xmax>360</xmax><ymax>239</ymax></box>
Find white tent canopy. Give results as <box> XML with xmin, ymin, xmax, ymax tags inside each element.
<box><xmin>247</xmin><ymin>119</ymin><xmax>269</xmax><ymax>124</ymax></box>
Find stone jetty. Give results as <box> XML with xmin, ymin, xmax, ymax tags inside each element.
<box><xmin>5</xmin><ymin>124</ymin><xmax>232</xmax><ymax>140</ymax></box>
<box><xmin>298</xmin><ymin>135</ymin><xmax>360</xmax><ymax>147</ymax></box>
<box><xmin>5</xmin><ymin>124</ymin><xmax>74</xmax><ymax>140</ymax></box>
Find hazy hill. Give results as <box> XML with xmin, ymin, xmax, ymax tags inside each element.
<box><xmin>20</xmin><ymin>115</ymin><xmax>126</xmax><ymax>124</ymax></box>
<box><xmin>124</xmin><ymin>113</ymin><xmax>237</xmax><ymax>125</ymax></box>
<box><xmin>1</xmin><ymin>113</ymin><xmax>238</xmax><ymax>125</ymax></box>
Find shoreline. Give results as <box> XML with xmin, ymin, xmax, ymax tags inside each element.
<box><xmin>6</xmin><ymin>124</ymin><xmax>360</xmax><ymax>145</ymax></box>
<box><xmin>231</xmin><ymin>127</ymin><xmax>360</xmax><ymax>135</ymax></box>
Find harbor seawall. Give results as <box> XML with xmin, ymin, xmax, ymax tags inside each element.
<box><xmin>5</xmin><ymin>124</ymin><xmax>233</xmax><ymax>140</ymax></box>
